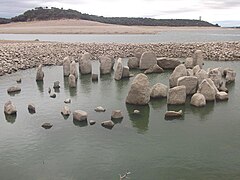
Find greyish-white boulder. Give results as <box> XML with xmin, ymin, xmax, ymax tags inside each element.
<box><xmin>139</xmin><ymin>51</ymin><xmax>157</xmax><ymax>70</ymax></box>
<box><xmin>61</xmin><ymin>106</ymin><xmax>71</xmax><ymax>116</ymax></box>
<box><xmin>114</xmin><ymin>58</ymin><xmax>123</xmax><ymax>80</ymax></box>
<box><xmin>68</xmin><ymin>74</ymin><xmax>76</xmax><ymax>88</ymax></box>
<box><xmin>165</xmin><ymin>110</ymin><xmax>183</xmax><ymax>118</ymax></box>
<box><xmin>79</xmin><ymin>52</ymin><xmax>92</xmax><ymax>74</ymax></box>
<box><xmin>128</xmin><ymin>57</ymin><xmax>139</xmax><ymax>69</ymax></box>
<box><xmin>4</xmin><ymin>101</ymin><xmax>17</xmax><ymax>115</ymax></box>
<box><xmin>167</xmin><ymin>86</ymin><xmax>186</xmax><ymax>105</ymax></box>
<box><xmin>193</xmin><ymin>50</ymin><xmax>204</xmax><ymax>68</ymax></box>
<box><xmin>224</xmin><ymin>68</ymin><xmax>236</xmax><ymax>83</ymax></box>
<box><xmin>73</xmin><ymin>110</ymin><xmax>88</xmax><ymax>121</ymax></box>
<box><xmin>144</xmin><ymin>64</ymin><xmax>164</xmax><ymax>74</ymax></box>
<box><xmin>99</xmin><ymin>56</ymin><xmax>112</xmax><ymax>74</ymax></box>
<box><xmin>187</xmin><ymin>69</ymin><xmax>194</xmax><ymax>76</ymax></box>
<box><xmin>63</xmin><ymin>56</ymin><xmax>71</xmax><ymax>77</ymax></box>
<box><xmin>206</xmin><ymin>78</ymin><xmax>219</xmax><ymax>94</ymax></box>
<box><xmin>122</xmin><ymin>66</ymin><xmax>130</xmax><ymax>78</ymax></box>
<box><xmin>126</xmin><ymin>73</ymin><xmax>151</xmax><ymax>105</ymax></box>
<box><xmin>195</xmin><ymin>69</ymin><xmax>208</xmax><ymax>84</ymax></box>
<box><xmin>208</xmin><ymin>68</ymin><xmax>222</xmax><ymax>89</ymax></box>
<box><xmin>64</xmin><ymin>98</ymin><xmax>71</xmax><ymax>103</ymax></box>
<box><xmin>7</xmin><ymin>86</ymin><xmax>21</xmax><ymax>93</ymax></box>
<box><xmin>111</xmin><ymin>110</ymin><xmax>123</xmax><ymax>119</ymax></box>
<box><xmin>134</xmin><ymin>48</ymin><xmax>144</xmax><ymax>60</ymax></box>
<box><xmin>169</xmin><ymin>64</ymin><xmax>187</xmax><ymax>88</ymax></box>
<box><xmin>150</xmin><ymin>83</ymin><xmax>168</xmax><ymax>98</ymax></box>
<box><xmin>70</xmin><ymin>60</ymin><xmax>78</xmax><ymax>79</ymax></box>
<box><xmin>94</xmin><ymin>106</ymin><xmax>106</xmax><ymax>112</ymax></box>
<box><xmin>177</xmin><ymin>76</ymin><xmax>198</xmax><ymax>95</ymax></box>
<box><xmin>101</xmin><ymin>120</ymin><xmax>115</xmax><ymax>129</ymax></box>
<box><xmin>216</xmin><ymin>92</ymin><xmax>228</xmax><ymax>101</ymax></box>
<box><xmin>157</xmin><ymin>57</ymin><xmax>181</xmax><ymax>69</ymax></box>
<box><xmin>197</xmin><ymin>79</ymin><xmax>216</xmax><ymax>101</ymax></box>
<box><xmin>190</xmin><ymin>93</ymin><xmax>206</xmax><ymax>107</ymax></box>
<box><xmin>185</xmin><ymin>57</ymin><xmax>194</xmax><ymax>69</ymax></box>
<box><xmin>36</xmin><ymin>64</ymin><xmax>44</xmax><ymax>81</ymax></box>
<box><xmin>192</xmin><ymin>65</ymin><xmax>201</xmax><ymax>75</ymax></box>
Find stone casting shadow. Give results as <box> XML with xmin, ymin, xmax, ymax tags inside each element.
<box><xmin>36</xmin><ymin>81</ymin><xmax>44</xmax><ymax>93</ymax></box>
<box><xmin>5</xmin><ymin>114</ymin><xmax>17</xmax><ymax>124</ymax></box>
<box><xmin>73</xmin><ymin>120</ymin><xmax>88</xmax><ymax>127</ymax></box>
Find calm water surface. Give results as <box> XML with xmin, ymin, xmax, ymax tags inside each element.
<box><xmin>0</xmin><ymin>60</ymin><xmax>240</xmax><ymax>180</ymax></box>
<box><xmin>0</xmin><ymin>29</ymin><xmax>240</xmax><ymax>43</ymax></box>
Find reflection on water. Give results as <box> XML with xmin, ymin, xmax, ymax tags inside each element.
<box><xmin>150</xmin><ymin>98</ymin><xmax>167</xmax><ymax>110</ymax></box>
<box><xmin>8</xmin><ymin>91</ymin><xmax>21</xmax><ymax>97</ymax></box>
<box><xmin>126</xmin><ymin>104</ymin><xmax>150</xmax><ymax>134</ymax></box>
<box><xmin>73</xmin><ymin>120</ymin><xmax>88</xmax><ymax>127</ymax></box>
<box><xmin>69</xmin><ymin>86</ymin><xmax>77</xmax><ymax>97</ymax></box>
<box><xmin>5</xmin><ymin>114</ymin><xmax>17</xmax><ymax>124</ymax></box>
<box><xmin>36</xmin><ymin>81</ymin><xmax>44</xmax><ymax>93</ymax></box>
<box><xmin>79</xmin><ymin>74</ymin><xmax>92</xmax><ymax>93</ymax></box>
<box><xmin>190</xmin><ymin>101</ymin><xmax>215</xmax><ymax>120</ymax></box>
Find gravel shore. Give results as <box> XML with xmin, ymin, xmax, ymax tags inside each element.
<box><xmin>0</xmin><ymin>41</ymin><xmax>239</xmax><ymax>76</ymax></box>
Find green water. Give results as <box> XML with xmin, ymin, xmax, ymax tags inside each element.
<box><xmin>0</xmin><ymin>61</ymin><xmax>240</xmax><ymax>180</ymax></box>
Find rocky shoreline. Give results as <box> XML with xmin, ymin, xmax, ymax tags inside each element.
<box><xmin>0</xmin><ymin>41</ymin><xmax>240</xmax><ymax>76</ymax></box>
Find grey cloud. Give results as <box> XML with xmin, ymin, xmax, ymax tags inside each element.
<box><xmin>202</xmin><ymin>0</ymin><xmax>240</xmax><ymax>9</ymax></box>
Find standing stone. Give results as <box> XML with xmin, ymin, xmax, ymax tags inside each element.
<box><xmin>144</xmin><ymin>64</ymin><xmax>164</xmax><ymax>74</ymax></box>
<box><xmin>150</xmin><ymin>83</ymin><xmax>168</xmax><ymax>98</ymax></box>
<box><xmin>195</xmin><ymin>69</ymin><xmax>208</xmax><ymax>84</ymax></box>
<box><xmin>167</xmin><ymin>86</ymin><xmax>186</xmax><ymax>105</ymax></box>
<box><xmin>134</xmin><ymin>48</ymin><xmax>144</xmax><ymax>60</ymax></box>
<box><xmin>99</xmin><ymin>56</ymin><xmax>112</xmax><ymax>74</ymax></box>
<box><xmin>79</xmin><ymin>52</ymin><xmax>92</xmax><ymax>74</ymax></box>
<box><xmin>139</xmin><ymin>51</ymin><xmax>157</xmax><ymax>70</ymax></box>
<box><xmin>169</xmin><ymin>64</ymin><xmax>187</xmax><ymax>88</ymax></box>
<box><xmin>193</xmin><ymin>65</ymin><xmax>201</xmax><ymax>75</ymax></box>
<box><xmin>224</xmin><ymin>68</ymin><xmax>236</xmax><ymax>83</ymax></box>
<box><xmin>185</xmin><ymin>57</ymin><xmax>194</xmax><ymax>69</ymax></box>
<box><xmin>157</xmin><ymin>57</ymin><xmax>181</xmax><ymax>69</ymax></box>
<box><xmin>193</xmin><ymin>50</ymin><xmax>204</xmax><ymax>68</ymax></box>
<box><xmin>206</xmin><ymin>78</ymin><xmax>219</xmax><ymax>94</ymax></box>
<box><xmin>187</xmin><ymin>69</ymin><xmax>194</xmax><ymax>76</ymax></box>
<box><xmin>197</xmin><ymin>79</ymin><xmax>216</xmax><ymax>101</ymax></box>
<box><xmin>63</xmin><ymin>56</ymin><xmax>71</xmax><ymax>77</ymax></box>
<box><xmin>4</xmin><ymin>101</ymin><xmax>17</xmax><ymax>115</ymax></box>
<box><xmin>69</xmin><ymin>74</ymin><xmax>76</xmax><ymax>88</ymax></box>
<box><xmin>177</xmin><ymin>76</ymin><xmax>198</xmax><ymax>95</ymax></box>
<box><xmin>208</xmin><ymin>68</ymin><xmax>222</xmax><ymax>89</ymax></box>
<box><xmin>114</xmin><ymin>58</ymin><xmax>123</xmax><ymax>80</ymax></box>
<box><xmin>36</xmin><ymin>64</ymin><xmax>44</xmax><ymax>81</ymax></box>
<box><xmin>73</xmin><ymin>110</ymin><xmax>88</xmax><ymax>121</ymax></box>
<box><xmin>190</xmin><ymin>93</ymin><xmax>206</xmax><ymax>107</ymax></box>
<box><xmin>122</xmin><ymin>66</ymin><xmax>130</xmax><ymax>78</ymax></box>
<box><xmin>128</xmin><ymin>57</ymin><xmax>139</xmax><ymax>69</ymax></box>
<box><xmin>70</xmin><ymin>61</ymin><xmax>78</xmax><ymax>79</ymax></box>
<box><xmin>126</xmin><ymin>73</ymin><xmax>151</xmax><ymax>105</ymax></box>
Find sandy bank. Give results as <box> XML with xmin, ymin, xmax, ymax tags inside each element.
<box><xmin>0</xmin><ymin>19</ymin><xmax>226</xmax><ymax>34</ymax></box>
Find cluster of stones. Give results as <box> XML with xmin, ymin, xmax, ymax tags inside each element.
<box><xmin>0</xmin><ymin>41</ymin><xmax>240</xmax><ymax>76</ymax></box>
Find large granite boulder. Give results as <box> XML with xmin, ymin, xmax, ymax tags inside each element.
<box><xmin>195</xmin><ymin>69</ymin><xmax>208</xmax><ymax>84</ymax></box>
<box><xmin>73</xmin><ymin>110</ymin><xmax>87</xmax><ymax>121</ymax></box>
<box><xmin>114</xmin><ymin>58</ymin><xmax>123</xmax><ymax>80</ymax></box>
<box><xmin>185</xmin><ymin>57</ymin><xmax>194</xmax><ymax>69</ymax></box>
<box><xmin>79</xmin><ymin>52</ymin><xmax>92</xmax><ymax>75</ymax></box>
<box><xmin>206</xmin><ymin>78</ymin><xmax>219</xmax><ymax>94</ymax></box>
<box><xmin>190</xmin><ymin>93</ymin><xmax>206</xmax><ymax>107</ymax></box>
<box><xmin>36</xmin><ymin>64</ymin><xmax>44</xmax><ymax>81</ymax></box>
<box><xmin>122</xmin><ymin>66</ymin><xmax>130</xmax><ymax>78</ymax></box>
<box><xmin>144</xmin><ymin>64</ymin><xmax>164</xmax><ymax>74</ymax></box>
<box><xmin>150</xmin><ymin>83</ymin><xmax>168</xmax><ymax>98</ymax></box>
<box><xmin>63</xmin><ymin>56</ymin><xmax>71</xmax><ymax>77</ymax></box>
<box><xmin>70</xmin><ymin>61</ymin><xmax>78</xmax><ymax>79</ymax></box>
<box><xmin>197</xmin><ymin>79</ymin><xmax>216</xmax><ymax>101</ymax></box>
<box><xmin>69</xmin><ymin>74</ymin><xmax>76</xmax><ymax>88</ymax></box>
<box><xmin>193</xmin><ymin>50</ymin><xmax>204</xmax><ymax>68</ymax></box>
<box><xmin>157</xmin><ymin>57</ymin><xmax>181</xmax><ymax>69</ymax></box>
<box><xmin>177</xmin><ymin>76</ymin><xmax>198</xmax><ymax>95</ymax></box>
<box><xmin>167</xmin><ymin>86</ymin><xmax>186</xmax><ymax>105</ymax></box>
<box><xmin>99</xmin><ymin>56</ymin><xmax>113</xmax><ymax>74</ymax></box>
<box><xmin>126</xmin><ymin>73</ymin><xmax>151</xmax><ymax>105</ymax></box>
<box><xmin>139</xmin><ymin>51</ymin><xmax>157</xmax><ymax>70</ymax></box>
<box><xmin>169</xmin><ymin>64</ymin><xmax>187</xmax><ymax>88</ymax></box>
<box><xmin>4</xmin><ymin>101</ymin><xmax>17</xmax><ymax>115</ymax></box>
<box><xmin>128</xmin><ymin>57</ymin><xmax>139</xmax><ymax>69</ymax></box>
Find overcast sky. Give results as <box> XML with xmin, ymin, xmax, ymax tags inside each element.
<box><xmin>1</xmin><ymin>0</ymin><xmax>239</xmax><ymax>26</ymax></box>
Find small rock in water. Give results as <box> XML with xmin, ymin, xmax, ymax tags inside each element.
<box><xmin>101</xmin><ymin>120</ymin><xmax>115</xmax><ymax>129</ymax></box>
<box><xmin>4</xmin><ymin>101</ymin><xmax>17</xmax><ymax>115</ymax></box>
<box><xmin>61</xmin><ymin>106</ymin><xmax>71</xmax><ymax>116</ymax></box>
<box><xmin>7</xmin><ymin>86</ymin><xmax>21</xmax><ymax>93</ymax></box>
<box><xmin>73</xmin><ymin>110</ymin><xmax>88</xmax><ymax>121</ymax></box>
<box><xmin>133</xmin><ymin>109</ymin><xmax>140</xmax><ymax>114</ymax></box>
<box><xmin>53</xmin><ymin>81</ymin><xmax>60</xmax><ymax>88</ymax></box>
<box><xmin>165</xmin><ymin>110</ymin><xmax>183</xmax><ymax>118</ymax></box>
<box><xmin>89</xmin><ymin>120</ymin><xmax>96</xmax><ymax>125</ymax></box>
<box><xmin>41</xmin><ymin>123</ymin><xmax>53</xmax><ymax>129</ymax></box>
<box><xmin>64</xmin><ymin>98</ymin><xmax>71</xmax><ymax>103</ymax></box>
<box><xmin>28</xmin><ymin>104</ymin><xmax>36</xmax><ymax>114</ymax></box>
<box><xmin>111</xmin><ymin>110</ymin><xmax>123</xmax><ymax>119</ymax></box>
<box><xmin>216</xmin><ymin>92</ymin><xmax>229</xmax><ymax>101</ymax></box>
<box><xmin>94</xmin><ymin>106</ymin><xmax>106</xmax><ymax>112</ymax></box>
<box><xmin>50</xmin><ymin>93</ymin><xmax>56</xmax><ymax>98</ymax></box>
<box><xmin>16</xmin><ymin>78</ymin><xmax>22</xmax><ymax>83</ymax></box>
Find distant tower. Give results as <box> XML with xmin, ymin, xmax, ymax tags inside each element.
<box><xmin>199</xmin><ymin>16</ymin><xmax>202</xmax><ymax>21</ymax></box>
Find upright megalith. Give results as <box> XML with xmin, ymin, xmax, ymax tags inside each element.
<box><xmin>126</xmin><ymin>73</ymin><xmax>151</xmax><ymax>105</ymax></box>
<box><xmin>70</xmin><ymin>60</ymin><xmax>78</xmax><ymax>79</ymax></box>
<box><xmin>128</xmin><ymin>57</ymin><xmax>139</xmax><ymax>69</ymax></box>
<box><xmin>193</xmin><ymin>50</ymin><xmax>204</xmax><ymax>68</ymax></box>
<box><xmin>122</xmin><ymin>66</ymin><xmax>130</xmax><ymax>78</ymax></box>
<box><xmin>36</xmin><ymin>64</ymin><xmax>44</xmax><ymax>81</ymax></box>
<box><xmin>184</xmin><ymin>57</ymin><xmax>194</xmax><ymax>69</ymax></box>
<box><xmin>114</xmin><ymin>58</ymin><xmax>123</xmax><ymax>80</ymax></box>
<box><xmin>195</xmin><ymin>69</ymin><xmax>208</xmax><ymax>84</ymax></box>
<box><xmin>99</xmin><ymin>56</ymin><xmax>112</xmax><ymax>74</ymax></box>
<box><xmin>208</xmin><ymin>68</ymin><xmax>222</xmax><ymax>89</ymax></box>
<box><xmin>79</xmin><ymin>52</ymin><xmax>92</xmax><ymax>75</ymax></box>
<box><xmin>4</xmin><ymin>101</ymin><xmax>17</xmax><ymax>115</ymax></box>
<box><xmin>69</xmin><ymin>74</ymin><xmax>76</xmax><ymax>88</ymax></box>
<box><xmin>150</xmin><ymin>83</ymin><xmax>168</xmax><ymax>98</ymax></box>
<box><xmin>167</xmin><ymin>86</ymin><xmax>186</xmax><ymax>105</ymax></box>
<box><xmin>63</xmin><ymin>56</ymin><xmax>71</xmax><ymax>77</ymax></box>
<box><xmin>197</xmin><ymin>79</ymin><xmax>216</xmax><ymax>101</ymax></box>
<box><xmin>169</xmin><ymin>64</ymin><xmax>187</xmax><ymax>88</ymax></box>
<box><xmin>177</xmin><ymin>76</ymin><xmax>198</xmax><ymax>95</ymax></box>
<box><xmin>139</xmin><ymin>51</ymin><xmax>157</xmax><ymax>70</ymax></box>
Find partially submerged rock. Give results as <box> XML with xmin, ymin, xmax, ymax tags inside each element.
<box><xmin>41</xmin><ymin>123</ymin><xmax>53</xmax><ymax>129</ymax></box>
<box><xmin>36</xmin><ymin>64</ymin><xmax>44</xmax><ymax>81</ymax></box>
<box><xmin>139</xmin><ymin>51</ymin><xmax>157</xmax><ymax>70</ymax></box>
<box><xmin>69</xmin><ymin>74</ymin><xmax>76</xmax><ymax>88</ymax></box>
<box><xmin>177</xmin><ymin>76</ymin><xmax>198</xmax><ymax>95</ymax></box>
<box><xmin>4</xmin><ymin>101</ymin><xmax>17</xmax><ymax>115</ymax></box>
<box><xmin>79</xmin><ymin>52</ymin><xmax>92</xmax><ymax>75</ymax></box>
<box><xmin>16</xmin><ymin>78</ymin><xmax>22</xmax><ymax>83</ymax></box>
<box><xmin>169</xmin><ymin>64</ymin><xmax>187</xmax><ymax>88</ymax></box>
<box><xmin>133</xmin><ymin>109</ymin><xmax>140</xmax><ymax>114</ymax></box>
<box><xmin>216</xmin><ymin>92</ymin><xmax>228</xmax><ymax>101</ymax></box>
<box><xmin>144</xmin><ymin>64</ymin><xmax>164</xmax><ymax>74</ymax></box>
<box><xmin>167</xmin><ymin>86</ymin><xmax>186</xmax><ymax>105</ymax></box>
<box><xmin>61</xmin><ymin>106</ymin><xmax>71</xmax><ymax>116</ymax></box>
<box><xmin>128</xmin><ymin>57</ymin><xmax>139</xmax><ymax>69</ymax></box>
<box><xmin>63</xmin><ymin>56</ymin><xmax>71</xmax><ymax>77</ymax></box>
<box><xmin>64</xmin><ymin>98</ymin><xmax>71</xmax><ymax>103</ymax></box>
<box><xmin>50</xmin><ymin>93</ymin><xmax>56</xmax><ymax>98</ymax></box>
<box><xmin>53</xmin><ymin>81</ymin><xmax>60</xmax><ymax>89</ymax></box>
<box><xmin>122</xmin><ymin>66</ymin><xmax>130</xmax><ymax>78</ymax></box>
<box><xmin>101</xmin><ymin>120</ymin><xmax>115</xmax><ymax>129</ymax></box>
<box><xmin>111</xmin><ymin>110</ymin><xmax>123</xmax><ymax>119</ymax></box>
<box><xmin>89</xmin><ymin>120</ymin><xmax>96</xmax><ymax>125</ymax></box>
<box><xmin>224</xmin><ymin>68</ymin><xmax>236</xmax><ymax>83</ymax></box>
<box><xmin>150</xmin><ymin>83</ymin><xmax>168</xmax><ymax>98</ymax></box>
<box><xmin>165</xmin><ymin>110</ymin><xmax>183</xmax><ymax>118</ymax></box>
<box><xmin>70</xmin><ymin>60</ymin><xmax>78</xmax><ymax>79</ymax></box>
<box><xmin>73</xmin><ymin>110</ymin><xmax>88</xmax><ymax>121</ymax></box>
<box><xmin>99</xmin><ymin>55</ymin><xmax>112</xmax><ymax>74</ymax></box>
<box><xmin>193</xmin><ymin>50</ymin><xmax>204</xmax><ymax>68</ymax></box>
<box><xmin>7</xmin><ymin>86</ymin><xmax>21</xmax><ymax>94</ymax></box>
<box><xmin>94</xmin><ymin>106</ymin><xmax>106</xmax><ymax>112</ymax></box>
<box><xmin>190</xmin><ymin>93</ymin><xmax>206</xmax><ymax>107</ymax></box>
<box><xmin>114</xmin><ymin>58</ymin><xmax>123</xmax><ymax>80</ymax></box>
<box><xmin>197</xmin><ymin>79</ymin><xmax>216</xmax><ymax>101</ymax></box>
<box><xmin>157</xmin><ymin>57</ymin><xmax>181</xmax><ymax>69</ymax></box>
<box><xmin>28</xmin><ymin>103</ymin><xmax>36</xmax><ymax>113</ymax></box>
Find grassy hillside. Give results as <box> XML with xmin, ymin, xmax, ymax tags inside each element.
<box><xmin>7</xmin><ymin>7</ymin><xmax>218</xmax><ymax>27</ymax></box>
